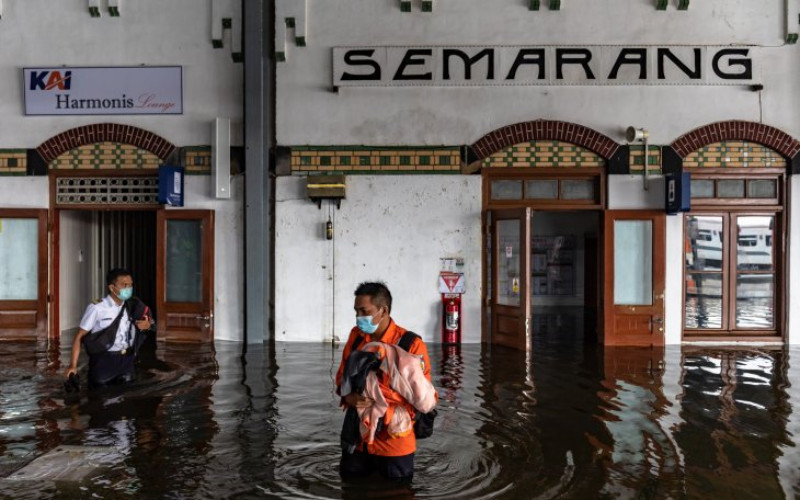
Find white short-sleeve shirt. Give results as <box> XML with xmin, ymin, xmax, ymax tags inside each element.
<box><xmin>79</xmin><ymin>295</ymin><xmax>135</xmax><ymax>352</ymax></box>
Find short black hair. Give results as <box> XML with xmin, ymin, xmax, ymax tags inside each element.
<box><xmin>354</xmin><ymin>281</ymin><xmax>392</xmax><ymax>313</ymax></box>
<box><xmin>106</xmin><ymin>268</ymin><xmax>132</xmax><ymax>286</ymax></box>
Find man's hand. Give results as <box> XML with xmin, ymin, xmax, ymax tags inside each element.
<box><xmin>344</xmin><ymin>393</ymin><xmax>373</xmax><ymax>408</ymax></box>
<box><xmin>135</xmin><ymin>316</ymin><xmax>152</xmax><ymax>331</ymax></box>
<box><xmin>64</xmin><ymin>365</ymin><xmax>77</xmax><ymax>379</ymax></box>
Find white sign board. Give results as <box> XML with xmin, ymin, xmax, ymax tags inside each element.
<box><xmin>439</xmin><ymin>272</ymin><xmax>466</xmax><ymax>294</ymax></box>
<box><xmin>333</xmin><ymin>46</ymin><xmax>757</xmax><ymax>88</ymax></box>
<box><xmin>23</xmin><ymin>66</ymin><xmax>183</xmax><ymax>115</ymax></box>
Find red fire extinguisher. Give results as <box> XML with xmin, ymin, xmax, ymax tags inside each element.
<box><xmin>444</xmin><ymin>299</ymin><xmax>459</xmax><ymax>343</ymax></box>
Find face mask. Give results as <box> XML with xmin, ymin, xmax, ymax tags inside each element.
<box><xmin>116</xmin><ymin>287</ymin><xmax>133</xmax><ymax>301</ymax></box>
<box><xmin>356</xmin><ymin>315</ymin><xmax>379</xmax><ymax>334</ymax></box>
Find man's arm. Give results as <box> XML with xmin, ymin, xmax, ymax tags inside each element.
<box><xmin>65</xmin><ymin>329</ymin><xmax>88</xmax><ymax>378</ymax></box>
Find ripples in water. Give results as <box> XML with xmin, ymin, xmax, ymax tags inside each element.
<box><xmin>0</xmin><ymin>338</ymin><xmax>799</xmax><ymax>499</ymax></box>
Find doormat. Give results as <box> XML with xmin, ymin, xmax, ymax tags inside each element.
<box><xmin>4</xmin><ymin>446</ymin><xmax>124</xmax><ymax>482</ymax></box>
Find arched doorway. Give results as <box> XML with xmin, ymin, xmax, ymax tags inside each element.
<box><xmin>670</xmin><ymin>121</ymin><xmax>800</xmax><ymax>341</ymax></box>
<box><xmin>469</xmin><ymin>120</ymin><xmax>622</xmax><ymax>350</ymax></box>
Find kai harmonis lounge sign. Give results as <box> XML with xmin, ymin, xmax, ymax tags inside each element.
<box><xmin>23</xmin><ymin>66</ymin><xmax>183</xmax><ymax>115</ymax></box>
<box><xmin>333</xmin><ymin>46</ymin><xmax>757</xmax><ymax>87</ymax></box>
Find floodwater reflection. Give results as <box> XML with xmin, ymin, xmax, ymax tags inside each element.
<box><xmin>0</xmin><ymin>339</ymin><xmax>798</xmax><ymax>498</ymax></box>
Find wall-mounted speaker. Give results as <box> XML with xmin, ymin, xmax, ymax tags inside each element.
<box><xmin>212</xmin><ymin>117</ymin><xmax>231</xmax><ymax>199</ymax></box>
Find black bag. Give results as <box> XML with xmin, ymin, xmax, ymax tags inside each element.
<box><xmin>82</xmin><ymin>305</ymin><xmax>127</xmax><ymax>355</ymax></box>
<box><xmin>81</xmin><ymin>297</ymin><xmax>150</xmax><ymax>355</ymax></box>
<box><xmin>413</xmin><ymin>409</ymin><xmax>437</xmax><ymax>440</ymax></box>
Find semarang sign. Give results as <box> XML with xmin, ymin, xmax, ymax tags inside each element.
<box><xmin>333</xmin><ymin>46</ymin><xmax>757</xmax><ymax>87</ymax></box>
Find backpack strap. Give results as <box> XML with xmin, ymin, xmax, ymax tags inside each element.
<box><xmin>350</xmin><ymin>330</ymin><xmax>419</xmax><ymax>352</ymax></box>
<box><xmin>350</xmin><ymin>334</ymin><xmax>364</xmax><ymax>352</ymax></box>
<box><xmin>397</xmin><ymin>331</ymin><xmax>420</xmax><ymax>352</ymax></box>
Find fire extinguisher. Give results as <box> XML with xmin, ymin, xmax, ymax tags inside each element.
<box><xmin>445</xmin><ymin>299</ymin><xmax>459</xmax><ymax>340</ymax></box>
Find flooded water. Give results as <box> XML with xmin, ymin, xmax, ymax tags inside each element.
<box><xmin>1</xmin><ymin>337</ymin><xmax>799</xmax><ymax>499</ymax></box>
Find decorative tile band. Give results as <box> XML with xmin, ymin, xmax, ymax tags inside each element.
<box><xmin>481</xmin><ymin>140</ymin><xmax>605</xmax><ymax>168</ymax></box>
<box><xmin>683</xmin><ymin>141</ymin><xmax>786</xmax><ymax>169</ymax></box>
<box><xmin>49</xmin><ymin>142</ymin><xmax>161</xmax><ymax>170</ymax></box>
<box><xmin>289</xmin><ymin>147</ymin><xmax>461</xmax><ymax>173</ymax></box>
<box><xmin>628</xmin><ymin>145</ymin><xmax>662</xmax><ymax>172</ymax></box>
<box><xmin>0</xmin><ymin>150</ymin><xmax>27</xmax><ymax>175</ymax></box>
<box><xmin>181</xmin><ymin>146</ymin><xmax>212</xmax><ymax>174</ymax></box>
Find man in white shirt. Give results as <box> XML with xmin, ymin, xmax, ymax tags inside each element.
<box><xmin>65</xmin><ymin>268</ymin><xmax>153</xmax><ymax>388</ymax></box>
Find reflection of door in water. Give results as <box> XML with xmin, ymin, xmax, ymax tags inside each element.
<box><xmin>156</xmin><ymin>210</ymin><xmax>214</xmax><ymax>342</ymax></box>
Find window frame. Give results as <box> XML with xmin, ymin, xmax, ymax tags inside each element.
<box><xmin>682</xmin><ymin>169</ymin><xmax>785</xmax><ymax>340</ymax></box>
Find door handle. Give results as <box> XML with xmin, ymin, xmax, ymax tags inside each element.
<box><xmin>650</xmin><ymin>317</ymin><xmax>664</xmax><ymax>333</ymax></box>
<box><xmin>195</xmin><ymin>315</ymin><xmax>212</xmax><ymax>320</ymax></box>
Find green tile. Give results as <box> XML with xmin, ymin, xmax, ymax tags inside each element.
<box><xmin>301</xmin><ymin>156</ymin><xmax>311</xmax><ymax>166</ymax></box>
<box><xmin>359</xmin><ymin>156</ymin><xmax>370</xmax><ymax>166</ymax></box>
<box><xmin>400</xmin><ymin>156</ymin><xmax>411</xmax><ymax>166</ymax></box>
<box><xmin>7</xmin><ymin>158</ymin><xmax>17</xmax><ymax>167</ymax></box>
<box><xmin>439</xmin><ymin>155</ymin><xmax>451</xmax><ymax>165</ymax></box>
<box><xmin>320</xmin><ymin>156</ymin><xmax>331</xmax><ymax>166</ymax></box>
<box><xmin>380</xmin><ymin>156</ymin><xmax>391</xmax><ymax>166</ymax></box>
<box><xmin>340</xmin><ymin>156</ymin><xmax>351</xmax><ymax>166</ymax></box>
<box><xmin>419</xmin><ymin>156</ymin><xmax>430</xmax><ymax>165</ymax></box>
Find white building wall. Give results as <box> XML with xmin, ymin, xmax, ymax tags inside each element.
<box><xmin>0</xmin><ymin>178</ymin><xmax>49</xmax><ymax>208</ymax></box>
<box><xmin>790</xmin><ymin>176</ymin><xmax>800</xmax><ymax>345</ymax></box>
<box><xmin>0</xmin><ymin>0</ymin><xmax>243</xmax><ymax>148</ymax></box>
<box><xmin>276</xmin><ymin>1</ymin><xmax>800</xmax><ymax>146</ymax></box>
<box><xmin>0</xmin><ymin>2</ymin><xmax>245</xmax><ymax>341</ymax></box>
<box><xmin>276</xmin><ymin>175</ymin><xmax>482</xmax><ymax>344</ymax></box>
<box><xmin>275</xmin><ymin>1</ymin><xmax>800</xmax><ymax>344</ymax></box>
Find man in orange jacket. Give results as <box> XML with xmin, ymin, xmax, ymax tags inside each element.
<box><xmin>335</xmin><ymin>281</ymin><xmax>433</xmax><ymax>482</ymax></box>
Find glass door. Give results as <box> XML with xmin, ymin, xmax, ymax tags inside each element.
<box><xmin>0</xmin><ymin>210</ymin><xmax>48</xmax><ymax>339</ymax></box>
<box><xmin>603</xmin><ymin>211</ymin><xmax>666</xmax><ymax>346</ymax></box>
<box><xmin>490</xmin><ymin>208</ymin><xmax>531</xmax><ymax>350</ymax></box>
<box><xmin>156</xmin><ymin>210</ymin><xmax>215</xmax><ymax>342</ymax></box>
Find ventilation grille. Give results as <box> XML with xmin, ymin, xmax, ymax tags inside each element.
<box><xmin>56</xmin><ymin>177</ymin><xmax>159</xmax><ymax>206</ymax></box>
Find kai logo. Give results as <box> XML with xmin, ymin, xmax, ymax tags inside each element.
<box><xmin>29</xmin><ymin>70</ymin><xmax>72</xmax><ymax>91</ymax></box>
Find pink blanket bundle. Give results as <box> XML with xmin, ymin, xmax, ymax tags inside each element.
<box><xmin>356</xmin><ymin>342</ymin><xmax>437</xmax><ymax>443</ymax></box>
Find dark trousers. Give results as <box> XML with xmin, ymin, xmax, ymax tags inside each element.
<box><xmin>340</xmin><ymin>450</ymin><xmax>414</xmax><ymax>482</ymax></box>
<box><xmin>88</xmin><ymin>350</ymin><xmax>136</xmax><ymax>388</ymax></box>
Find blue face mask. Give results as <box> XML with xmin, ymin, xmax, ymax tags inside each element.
<box><xmin>116</xmin><ymin>287</ymin><xmax>133</xmax><ymax>301</ymax></box>
<box><xmin>356</xmin><ymin>315</ymin><xmax>379</xmax><ymax>334</ymax></box>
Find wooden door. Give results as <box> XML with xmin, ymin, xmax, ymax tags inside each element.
<box><xmin>490</xmin><ymin>208</ymin><xmax>531</xmax><ymax>350</ymax></box>
<box><xmin>603</xmin><ymin>210</ymin><xmax>665</xmax><ymax>346</ymax></box>
<box><xmin>156</xmin><ymin>210</ymin><xmax>214</xmax><ymax>342</ymax></box>
<box><xmin>0</xmin><ymin>209</ymin><xmax>48</xmax><ymax>340</ymax></box>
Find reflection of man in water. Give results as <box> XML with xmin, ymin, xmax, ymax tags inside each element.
<box><xmin>65</xmin><ymin>268</ymin><xmax>153</xmax><ymax>389</ymax></box>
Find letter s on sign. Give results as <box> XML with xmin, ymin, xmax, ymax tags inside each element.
<box><xmin>340</xmin><ymin>50</ymin><xmax>381</xmax><ymax>81</ymax></box>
